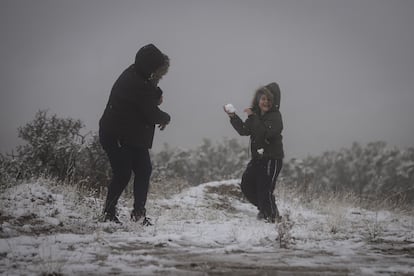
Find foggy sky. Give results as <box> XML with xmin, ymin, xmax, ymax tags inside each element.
<box><xmin>1</xmin><ymin>0</ymin><xmax>414</xmax><ymax>158</ymax></box>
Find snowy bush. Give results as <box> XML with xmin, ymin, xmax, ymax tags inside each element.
<box><xmin>2</xmin><ymin>111</ymin><xmax>413</xmax><ymax>208</ymax></box>
<box><xmin>73</xmin><ymin>133</ymin><xmax>111</xmax><ymax>191</ymax></box>
<box><xmin>151</xmin><ymin>138</ymin><xmax>248</xmax><ymax>186</ymax></box>
<box><xmin>0</xmin><ymin>111</ymin><xmax>248</xmax><ymax>193</ymax></box>
<box><xmin>277</xmin><ymin>211</ymin><xmax>294</xmax><ymax>248</ymax></box>
<box><xmin>0</xmin><ymin>154</ymin><xmax>21</xmax><ymax>189</ymax></box>
<box><xmin>15</xmin><ymin>110</ymin><xmax>84</xmax><ymax>181</ymax></box>
<box><xmin>281</xmin><ymin>142</ymin><xmax>414</xmax><ymax>207</ymax></box>
<box><xmin>0</xmin><ymin>110</ymin><xmax>110</xmax><ymax>192</ymax></box>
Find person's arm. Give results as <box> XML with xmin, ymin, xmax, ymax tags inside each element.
<box><xmin>229</xmin><ymin>114</ymin><xmax>251</xmax><ymax>136</ymax></box>
<box><xmin>140</xmin><ymin>95</ymin><xmax>171</xmax><ymax>125</ymax></box>
<box><xmin>263</xmin><ymin>112</ymin><xmax>283</xmax><ymax>143</ymax></box>
<box><xmin>155</xmin><ymin>87</ymin><xmax>163</xmax><ymax>105</ymax></box>
<box><xmin>224</xmin><ymin>107</ymin><xmax>250</xmax><ymax>136</ymax></box>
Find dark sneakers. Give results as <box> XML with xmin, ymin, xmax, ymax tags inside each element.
<box><xmin>275</xmin><ymin>215</ymin><xmax>282</xmax><ymax>223</ymax></box>
<box><xmin>130</xmin><ymin>208</ymin><xmax>146</xmax><ymax>222</ymax></box>
<box><xmin>142</xmin><ymin>217</ymin><xmax>153</xmax><ymax>226</ymax></box>
<box><xmin>257</xmin><ymin>211</ymin><xmax>265</xmax><ymax>220</ymax></box>
<box><xmin>257</xmin><ymin>210</ymin><xmax>282</xmax><ymax>223</ymax></box>
<box><xmin>103</xmin><ymin>212</ymin><xmax>122</xmax><ymax>224</ymax></box>
<box><xmin>101</xmin><ymin>208</ymin><xmax>153</xmax><ymax>226</ymax></box>
<box><xmin>265</xmin><ymin>215</ymin><xmax>282</xmax><ymax>224</ymax></box>
<box><xmin>131</xmin><ymin>208</ymin><xmax>153</xmax><ymax>226</ymax></box>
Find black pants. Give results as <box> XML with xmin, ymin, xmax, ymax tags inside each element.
<box><xmin>241</xmin><ymin>158</ymin><xmax>283</xmax><ymax>220</ymax></box>
<box><xmin>99</xmin><ymin>130</ymin><xmax>152</xmax><ymax>215</ymax></box>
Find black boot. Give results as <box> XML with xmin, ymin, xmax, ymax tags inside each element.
<box><xmin>142</xmin><ymin>217</ymin><xmax>153</xmax><ymax>226</ymax></box>
<box><xmin>257</xmin><ymin>210</ymin><xmax>265</xmax><ymax>220</ymax></box>
<box><xmin>130</xmin><ymin>208</ymin><xmax>146</xmax><ymax>222</ymax></box>
<box><xmin>131</xmin><ymin>208</ymin><xmax>153</xmax><ymax>226</ymax></box>
<box><xmin>103</xmin><ymin>212</ymin><xmax>122</xmax><ymax>224</ymax></box>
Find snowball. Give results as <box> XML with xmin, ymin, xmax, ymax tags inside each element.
<box><xmin>224</xmin><ymin>104</ymin><xmax>236</xmax><ymax>113</ymax></box>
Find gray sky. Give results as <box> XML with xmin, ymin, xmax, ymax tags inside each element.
<box><xmin>1</xmin><ymin>0</ymin><xmax>413</xmax><ymax>158</ymax></box>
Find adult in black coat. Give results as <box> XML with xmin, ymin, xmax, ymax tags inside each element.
<box><xmin>224</xmin><ymin>82</ymin><xmax>284</xmax><ymax>223</ymax></box>
<box><xmin>99</xmin><ymin>44</ymin><xmax>171</xmax><ymax>224</ymax></box>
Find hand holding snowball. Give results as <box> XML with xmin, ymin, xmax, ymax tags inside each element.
<box><xmin>223</xmin><ymin>104</ymin><xmax>236</xmax><ymax>118</ymax></box>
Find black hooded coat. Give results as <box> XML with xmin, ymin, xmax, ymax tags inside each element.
<box><xmin>230</xmin><ymin>82</ymin><xmax>284</xmax><ymax>159</ymax></box>
<box><xmin>99</xmin><ymin>44</ymin><xmax>171</xmax><ymax>149</ymax></box>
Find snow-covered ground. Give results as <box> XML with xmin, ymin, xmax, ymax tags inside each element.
<box><xmin>1</xmin><ymin>179</ymin><xmax>413</xmax><ymax>275</ymax></box>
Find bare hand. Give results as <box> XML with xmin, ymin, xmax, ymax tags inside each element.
<box><xmin>223</xmin><ymin>106</ymin><xmax>235</xmax><ymax>118</ymax></box>
<box><xmin>158</xmin><ymin>123</ymin><xmax>167</xmax><ymax>131</ymax></box>
<box><xmin>244</xmin><ymin>108</ymin><xmax>253</xmax><ymax>116</ymax></box>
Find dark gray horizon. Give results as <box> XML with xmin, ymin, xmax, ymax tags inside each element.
<box><xmin>1</xmin><ymin>0</ymin><xmax>414</xmax><ymax>158</ymax></box>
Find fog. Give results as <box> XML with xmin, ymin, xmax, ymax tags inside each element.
<box><xmin>1</xmin><ymin>0</ymin><xmax>413</xmax><ymax>158</ymax></box>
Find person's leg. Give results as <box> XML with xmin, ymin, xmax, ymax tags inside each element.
<box><xmin>104</xmin><ymin>151</ymin><xmax>132</xmax><ymax>215</ymax></box>
<box><xmin>256</xmin><ymin>160</ymin><xmax>269</xmax><ymax>219</ymax></box>
<box><xmin>256</xmin><ymin>159</ymin><xmax>281</xmax><ymax>222</ymax></box>
<box><xmin>240</xmin><ymin>160</ymin><xmax>259</xmax><ymax>207</ymax></box>
<box><xmin>130</xmin><ymin>147</ymin><xmax>152</xmax><ymax>219</ymax></box>
<box><xmin>100</xmin><ymin>131</ymin><xmax>132</xmax><ymax>219</ymax></box>
<box><xmin>270</xmin><ymin>159</ymin><xmax>283</xmax><ymax>221</ymax></box>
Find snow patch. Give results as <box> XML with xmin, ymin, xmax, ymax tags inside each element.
<box><xmin>1</xmin><ymin>179</ymin><xmax>413</xmax><ymax>275</ymax></box>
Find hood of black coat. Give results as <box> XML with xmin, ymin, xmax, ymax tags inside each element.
<box><xmin>134</xmin><ymin>44</ymin><xmax>167</xmax><ymax>79</ymax></box>
<box><xmin>266</xmin><ymin>82</ymin><xmax>281</xmax><ymax>109</ymax></box>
